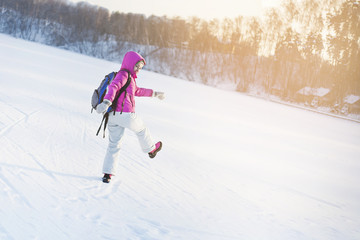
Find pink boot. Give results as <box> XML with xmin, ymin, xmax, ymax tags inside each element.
<box><xmin>148</xmin><ymin>141</ymin><xmax>162</xmax><ymax>158</ymax></box>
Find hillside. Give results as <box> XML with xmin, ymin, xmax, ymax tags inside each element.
<box><xmin>0</xmin><ymin>34</ymin><xmax>360</xmax><ymax>240</ymax></box>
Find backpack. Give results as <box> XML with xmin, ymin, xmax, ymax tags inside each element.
<box><xmin>91</xmin><ymin>69</ymin><xmax>131</xmax><ymax>137</ymax></box>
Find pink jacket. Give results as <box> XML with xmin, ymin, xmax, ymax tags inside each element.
<box><xmin>104</xmin><ymin>51</ymin><xmax>153</xmax><ymax>113</ymax></box>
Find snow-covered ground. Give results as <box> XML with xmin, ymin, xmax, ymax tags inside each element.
<box><xmin>0</xmin><ymin>33</ymin><xmax>359</xmax><ymax>240</ymax></box>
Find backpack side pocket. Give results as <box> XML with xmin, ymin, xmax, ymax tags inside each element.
<box><xmin>91</xmin><ymin>89</ymin><xmax>100</xmax><ymax>109</ymax></box>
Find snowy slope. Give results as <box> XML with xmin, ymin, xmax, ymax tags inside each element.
<box><xmin>0</xmin><ymin>33</ymin><xmax>360</xmax><ymax>240</ymax></box>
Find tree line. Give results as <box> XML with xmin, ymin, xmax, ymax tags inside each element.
<box><xmin>0</xmin><ymin>0</ymin><xmax>359</xmax><ymax>111</ymax></box>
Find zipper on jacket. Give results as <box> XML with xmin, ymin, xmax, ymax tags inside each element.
<box><xmin>130</xmin><ymin>94</ymin><xmax>134</xmax><ymax>107</ymax></box>
<box><xmin>120</xmin><ymin>91</ymin><xmax>127</xmax><ymax>113</ymax></box>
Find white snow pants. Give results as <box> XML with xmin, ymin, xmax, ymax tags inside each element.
<box><xmin>102</xmin><ymin>112</ymin><xmax>155</xmax><ymax>175</ymax></box>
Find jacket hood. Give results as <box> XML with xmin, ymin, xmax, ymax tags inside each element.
<box><xmin>120</xmin><ymin>51</ymin><xmax>146</xmax><ymax>78</ymax></box>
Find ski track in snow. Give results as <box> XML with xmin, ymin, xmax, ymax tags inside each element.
<box><xmin>0</xmin><ymin>33</ymin><xmax>360</xmax><ymax>240</ymax></box>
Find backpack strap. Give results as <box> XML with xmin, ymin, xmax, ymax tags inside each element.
<box><xmin>111</xmin><ymin>69</ymin><xmax>131</xmax><ymax>115</ymax></box>
<box><xmin>96</xmin><ymin>112</ymin><xmax>109</xmax><ymax>138</ymax></box>
<box><xmin>96</xmin><ymin>69</ymin><xmax>132</xmax><ymax>138</ymax></box>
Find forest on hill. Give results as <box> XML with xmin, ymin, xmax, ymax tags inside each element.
<box><xmin>1</xmin><ymin>0</ymin><xmax>359</xmax><ymax>115</ymax></box>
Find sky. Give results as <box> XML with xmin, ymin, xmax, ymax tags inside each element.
<box><xmin>68</xmin><ymin>0</ymin><xmax>282</xmax><ymax>20</ymax></box>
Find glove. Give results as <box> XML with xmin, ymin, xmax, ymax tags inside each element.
<box><xmin>96</xmin><ymin>99</ymin><xmax>112</xmax><ymax>114</ymax></box>
<box><xmin>153</xmin><ymin>91</ymin><xmax>165</xmax><ymax>100</ymax></box>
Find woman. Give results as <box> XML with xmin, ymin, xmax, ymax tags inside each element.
<box><xmin>96</xmin><ymin>51</ymin><xmax>164</xmax><ymax>183</ymax></box>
